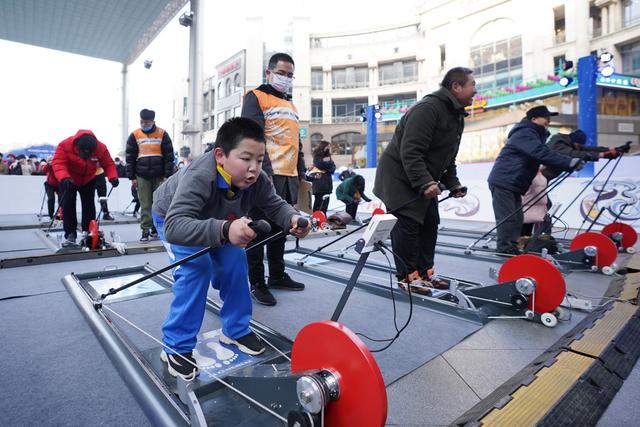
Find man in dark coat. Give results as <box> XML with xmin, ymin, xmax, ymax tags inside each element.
<box><xmin>487</xmin><ymin>106</ymin><xmax>582</xmax><ymax>254</ymax></box>
<box><xmin>541</xmin><ymin>129</ymin><xmax>612</xmax><ymax>181</ymax></box>
<box><xmin>374</xmin><ymin>67</ymin><xmax>475</xmax><ymax>292</ymax></box>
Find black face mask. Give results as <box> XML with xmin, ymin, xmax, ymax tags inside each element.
<box><xmin>78</xmin><ymin>149</ymin><xmax>92</xmax><ymax>159</ymax></box>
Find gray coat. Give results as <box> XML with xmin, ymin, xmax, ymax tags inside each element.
<box><xmin>373</xmin><ymin>88</ymin><xmax>465</xmax><ymax>224</ymax></box>
<box><xmin>152</xmin><ymin>151</ymin><xmax>297</xmax><ymax>248</ymax></box>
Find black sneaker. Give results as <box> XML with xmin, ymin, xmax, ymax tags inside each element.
<box><xmin>149</xmin><ymin>228</ymin><xmax>159</xmax><ymax>240</ymax></box>
<box><xmin>61</xmin><ymin>234</ymin><xmax>79</xmax><ymax>248</ymax></box>
<box><xmin>102</xmin><ymin>212</ymin><xmax>114</xmax><ymax>221</ymax></box>
<box><xmin>268</xmin><ymin>273</ymin><xmax>305</xmax><ymax>291</ymax></box>
<box><xmin>140</xmin><ymin>230</ymin><xmax>150</xmax><ymax>243</ymax></box>
<box><xmin>251</xmin><ymin>283</ymin><xmax>277</xmax><ymax>306</ymax></box>
<box><xmin>496</xmin><ymin>247</ymin><xmax>522</xmax><ymax>257</ymax></box>
<box><xmin>219</xmin><ymin>332</ymin><xmax>265</xmax><ymax>355</ymax></box>
<box><xmin>160</xmin><ymin>350</ymin><xmax>198</xmax><ymax>380</ymax></box>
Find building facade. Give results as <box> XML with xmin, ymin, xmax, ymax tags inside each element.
<box><xmin>176</xmin><ymin>0</ymin><xmax>640</xmax><ymax>166</ymax></box>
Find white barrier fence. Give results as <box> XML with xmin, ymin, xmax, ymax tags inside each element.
<box><xmin>2</xmin><ymin>157</ymin><xmax>639</xmax><ymax>230</ymax></box>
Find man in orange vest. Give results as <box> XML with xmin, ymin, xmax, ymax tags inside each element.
<box><xmin>242</xmin><ymin>52</ymin><xmax>307</xmax><ymax>306</ymax></box>
<box><xmin>125</xmin><ymin>108</ymin><xmax>175</xmax><ymax>242</ymax></box>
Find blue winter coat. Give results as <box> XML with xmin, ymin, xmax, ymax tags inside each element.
<box><xmin>488</xmin><ymin>119</ymin><xmax>573</xmax><ymax>194</ymax></box>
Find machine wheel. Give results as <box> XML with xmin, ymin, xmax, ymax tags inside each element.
<box><xmin>601</xmin><ymin>222</ymin><xmax>638</xmax><ymax>250</ymax></box>
<box><xmin>524</xmin><ymin>310</ymin><xmax>535</xmax><ymax>320</ymax></box>
<box><xmin>570</xmin><ymin>232</ymin><xmax>618</xmax><ymax>269</ymax></box>
<box><xmin>498</xmin><ymin>254</ymin><xmax>566</xmax><ymax>314</ymax></box>
<box><xmin>291</xmin><ymin>321</ymin><xmax>387</xmax><ymax>426</ymax></box>
<box><xmin>602</xmin><ymin>266</ymin><xmax>614</xmax><ymax>276</ymax></box>
<box><xmin>540</xmin><ymin>312</ymin><xmax>558</xmax><ymax>328</ymax></box>
<box><xmin>627</xmin><ymin>247</ymin><xmax>636</xmax><ymax>254</ymax></box>
<box><xmin>553</xmin><ymin>307</ymin><xmax>569</xmax><ymax>321</ymax></box>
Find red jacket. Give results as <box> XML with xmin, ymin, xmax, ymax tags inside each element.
<box><xmin>52</xmin><ymin>130</ymin><xmax>117</xmax><ymax>186</ymax></box>
<box><xmin>42</xmin><ymin>162</ymin><xmax>59</xmax><ymax>187</ymax></box>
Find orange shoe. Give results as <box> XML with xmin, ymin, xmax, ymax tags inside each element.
<box><xmin>424</xmin><ymin>268</ymin><xmax>450</xmax><ymax>290</ymax></box>
<box><xmin>398</xmin><ymin>271</ymin><xmax>432</xmax><ymax>295</ymax></box>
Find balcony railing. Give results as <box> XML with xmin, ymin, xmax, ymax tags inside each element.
<box><xmin>554</xmin><ymin>30</ymin><xmax>566</xmax><ymax>44</ymax></box>
<box><xmin>331</xmin><ymin>81</ymin><xmax>369</xmax><ymax>90</ymax></box>
<box><xmin>310</xmin><ymin>117</ymin><xmax>323</xmax><ymax>124</ymax></box>
<box><xmin>331</xmin><ymin>116</ymin><xmax>359</xmax><ymax>124</ymax></box>
<box><xmin>378</xmin><ymin>75</ymin><xmax>418</xmax><ymax>86</ymax></box>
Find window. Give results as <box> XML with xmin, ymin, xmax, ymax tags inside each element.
<box><xmin>331</xmin><ymin>66</ymin><xmax>368</xmax><ymax>89</ymax></box>
<box><xmin>598</xmin><ymin>88</ymin><xmax>640</xmax><ymax>116</ymax></box>
<box><xmin>623</xmin><ymin>0</ymin><xmax>640</xmax><ymax>27</ymax></box>
<box><xmin>590</xmin><ymin>2</ymin><xmax>602</xmax><ymax>37</ymax></box>
<box><xmin>217</xmin><ymin>82</ymin><xmax>223</xmax><ymax>99</ymax></box>
<box><xmin>553</xmin><ymin>55</ymin><xmax>567</xmax><ymax>74</ymax></box>
<box><xmin>182</xmin><ymin>97</ymin><xmax>188</xmax><ymax>116</ymax></box>
<box><xmin>621</xmin><ymin>41</ymin><xmax>640</xmax><ymax>75</ymax></box>
<box><xmin>439</xmin><ymin>44</ymin><xmax>446</xmax><ymax>70</ymax></box>
<box><xmin>311</xmin><ymin>69</ymin><xmax>323</xmax><ymax>90</ymax></box>
<box><xmin>311</xmin><ymin>100</ymin><xmax>323</xmax><ymax>123</ymax></box>
<box><xmin>203</xmin><ymin>92</ymin><xmax>209</xmax><ymax>113</ymax></box>
<box><xmin>331</xmin><ymin>98</ymin><xmax>367</xmax><ymax>123</ymax></box>
<box><xmin>225</xmin><ymin>79</ymin><xmax>232</xmax><ymax>98</ymax></box>
<box><xmin>378</xmin><ymin>59</ymin><xmax>418</xmax><ymax>86</ymax></box>
<box><xmin>553</xmin><ymin>6</ymin><xmax>565</xmax><ymax>43</ymax></box>
<box><xmin>469</xmin><ymin>19</ymin><xmax>522</xmax><ymax>93</ymax></box>
<box><xmin>331</xmin><ymin>132</ymin><xmax>361</xmax><ymax>155</ymax></box>
<box><xmin>332</xmin><ymin>103</ymin><xmax>347</xmax><ymax>120</ymax></box>
<box><xmin>233</xmin><ymin>73</ymin><xmax>241</xmax><ymax>93</ymax></box>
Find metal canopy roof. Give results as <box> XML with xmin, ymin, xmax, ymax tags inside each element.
<box><xmin>0</xmin><ymin>0</ymin><xmax>188</xmax><ymax>64</ymax></box>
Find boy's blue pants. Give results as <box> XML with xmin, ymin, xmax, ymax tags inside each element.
<box><xmin>153</xmin><ymin>214</ymin><xmax>252</xmax><ymax>354</ymax></box>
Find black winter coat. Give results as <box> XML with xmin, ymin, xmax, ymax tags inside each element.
<box><xmin>311</xmin><ymin>155</ymin><xmax>336</xmax><ymax>195</ymax></box>
<box><xmin>488</xmin><ymin>119</ymin><xmax>573</xmax><ymax>194</ymax></box>
<box><xmin>373</xmin><ymin>88</ymin><xmax>465</xmax><ymax>224</ymax></box>
<box><xmin>125</xmin><ymin>126</ymin><xmax>175</xmax><ymax>180</ymax></box>
<box><xmin>541</xmin><ymin>133</ymin><xmax>606</xmax><ymax>180</ymax></box>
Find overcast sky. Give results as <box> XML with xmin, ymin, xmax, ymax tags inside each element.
<box><xmin>0</xmin><ymin>0</ymin><xmax>420</xmax><ymax>156</ymax></box>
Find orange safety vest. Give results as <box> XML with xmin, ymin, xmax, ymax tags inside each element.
<box><xmin>251</xmin><ymin>89</ymin><xmax>300</xmax><ymax>177</ymax></box>
<box><xmin>133</xmin><ymin>128</ymin><xmax>165</xmax><ymax>159</ymax></box>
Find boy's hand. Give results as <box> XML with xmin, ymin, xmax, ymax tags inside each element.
<box><xmin>289</xmin><ymin>215</ymin><xmax>310</xmax><ymax>239</ymax></box>
<box><xmin>228</xmin><ymin>217</ymin><xmax>257</xmax><ymax>247</ymax></box>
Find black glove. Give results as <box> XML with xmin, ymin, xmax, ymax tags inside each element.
<box><xmin>109</xmin><ymin>177</ymin><xmax>119</xmax><ymax>188</ymax></box>
<box><xmin>585</xmin><ymin>152</ymin><xmax>600</xmax><ymax>162</ymax></box>
<box><xmin>614</xmin><ymin>141</ymin><xmax>632</xmax><ymax>153</ymax></box>
<box><xmin>60</xmin><ymin>178</ymin><xmax>74</xmax><ymax>192</ymax></box>
<box><xmin>602</xmin><ymin>149</ymin><xmax>621</xmax><ymax>160</ymax></box>
<box><xmin>569</xmin><ymin>158</ymin><xmax>586</xmax><ymax>171</ymax></box>
<box><xmin>450</xmin><ymin>186</ymin><xmax>468</xmax><ymax>198</ymax></box>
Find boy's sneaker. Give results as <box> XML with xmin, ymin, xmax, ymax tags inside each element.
<box><xmin>149</xmin><ymin>228</ymin><xmax>159</xmax><ymax>240</ymax></box>
<box><xmin>251</xmin><ymin>282</ymin><xmax>277</xmax><ymax>306</ymax></box>
<box><xmin>219</xmin><ymin>332</ymin><xmax>265</xmax><ymax>356</ymax></box>
<box><xmin>160</xmin><ymin>350</ymin><xmax>198</xmax><ymax>380</ymax></box>
<box><xmin>140</xmin><ymin>230</ymin><xmax>150</xmax><ymax>243</ymax></box>
<box><xmin>268</xmin><ymin>273</ymin><xmax>305</xmax><ymax>291</ymax></box>
<box><xmin>102</xmin><ymin>212</ymin><xmax>114</xmax><ymax>221</ymax></box>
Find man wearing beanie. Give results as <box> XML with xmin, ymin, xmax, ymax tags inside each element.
<box><xmin>487</xmin><ymin>106</ymin><xmax>583</xmax><ymax>255</ymax></box>
<box><xmin>125</xmin><ymin>108</ymin><xmax>175</xmax><ymax>242</ymax></box>
<box><xmin>542</xmin><ymin>129</ymin><xmax>610</xmax><ymax>181</ymax></box>
<box><xmin>52</xmin><ymin>130</ymin><xmax>119</xmax><ymax>247</ymax></box>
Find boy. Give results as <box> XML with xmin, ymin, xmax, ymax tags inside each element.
<box><xmin>151</xmin><ymin>117</ymin><xmax>309</xmax><ymax>380</ymax></box>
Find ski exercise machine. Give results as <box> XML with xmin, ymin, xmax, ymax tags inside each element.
<box><xmin>65</xmin><ymin>217</ymin><xmax>389</xmax><ymax>426</ymax></box>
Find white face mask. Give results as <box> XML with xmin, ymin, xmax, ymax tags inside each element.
<box><xmin>270</xmin><ymin>73</ymin><xmax>293</xmax><ymax>94</ymax></box>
